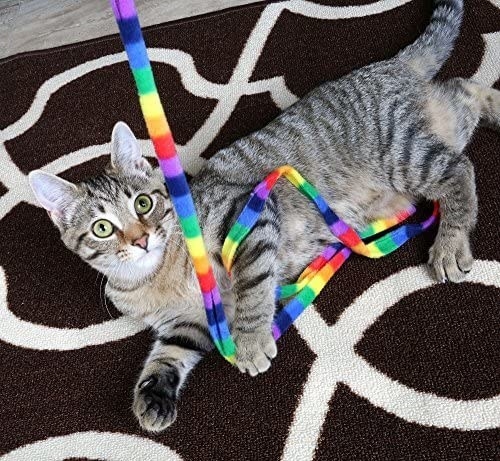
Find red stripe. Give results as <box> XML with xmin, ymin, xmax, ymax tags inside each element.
<box><xmin>153</xmin><ymin>134</ymin><xmax>177</xmax><ymax>159</ymax></box>
<box><xmin>265</xmin><ymin>170</ymin><xmax>281</xmax><ymax>189</ymax></box>
<box><xmin>198</xmin><ymin>269</ymin><xmax>216</xmax><ymax>292</ymax></box>
<box><xmin>340</xmin><ymin>228</ymin><xmax>362</xmax><ymax>247</ymax></box>
<box><xmin>309</xmin><ymin>256</ymin><xmax>326</xmax><ymax>271</ymax></box>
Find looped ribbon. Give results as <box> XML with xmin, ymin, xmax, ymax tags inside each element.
<box><xmin>222</xmin><ymin>166</ymin><xmax>439</xmax><ymax>342</ymax></box>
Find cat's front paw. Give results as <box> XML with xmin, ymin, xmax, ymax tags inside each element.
<box><xmin>234</xmin><ymin>329</ymin><xmax>277</xmax><ymax>377</ymax></box>
<box><xmin>133</xmin><ymin>369</ymin><xmax>179</xmax><ymax>432</ymax></box>
<box><xmin>429</xmin><ymin>231</ymin><xmax>473</xmax><ymax>283</ymax></box>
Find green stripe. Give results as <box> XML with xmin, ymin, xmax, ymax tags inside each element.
<box><xmin>217</xmin><ymin>337</ymin><xmax>236</xmax><ymax>356</ymax></box>
<box><xmin>132</xmin><ymin>66</ymin><xmax>157</xmax><ymax>95</ymax></box>
<box><xmin>279</xmin><ymin>283</ymin><xmax>301</xmax><ymax>299</ymax></box>
<box><xmin>296</xmin><ymin>286</ymin><xmax>316</xmax><ymax>307</ymax></box>
<box><xmin>298</xmin><ymin>181</ymin><xmax>318</xmax><ymax>200</ymax></box>
<box><xmin>359</xmin><ymin>224</ymin><xmax>375</xmax><ymax>239</ymax></box>
<box><xmin>179</xmin><ymin>215</ymin><xmax>201</xmax><ymax>238</ymax></box>
<box><xmin>227</xmin><ymin>222</ymin><xmax>248</xmax><ymax>244</ymax></box>
<box><xmin>371</xmin><ymin>234</ymin><xmax>399</xmax><ymax>255</ymax></box>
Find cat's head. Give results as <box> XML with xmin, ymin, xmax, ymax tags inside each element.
<box><xmin>29</xmin><ymin>122</ymin><xmax>175</xmax><ymax>285</ymax></box>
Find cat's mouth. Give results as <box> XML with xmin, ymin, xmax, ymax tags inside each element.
<box><xmin>132</xmin><ymin>243</ymin><xmax>165</xmax><ymax>270</ymax></box>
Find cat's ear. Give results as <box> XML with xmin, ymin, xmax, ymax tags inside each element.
<box><xmin>28</xmin><ymin>170</ymin><xmax>78</xmax><ymax>221</ymax></box>
<box><xmin>110</xmin><ymin>121</ymin><xmax>151</xmax><ymax>175</ymax></box>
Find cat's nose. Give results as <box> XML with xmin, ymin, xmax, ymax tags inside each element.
<box><xmin>133</xmin><ymin>234</ymin><xmax>149</xmax><ymax>250</ymax></box>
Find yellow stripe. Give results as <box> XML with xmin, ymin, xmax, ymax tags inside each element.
<box><xmin>370</xmin><ymin>220</ymin><xmax>388</xmax><ymax>234</ymax></box>
<box><xmin>139</xmin><ymin>93</ymin><xmax>165</xmax><ymax>119</ymax></box>
<box><xmin>366</xmin><ymin>244</ymin><xmax>384</xmax><ymax>258</ymax></box>
<box><xmin>222</xmin><ymin>240</ymin><xmax>238</xmax><ymax>272</ymax></box>
<box><xmin>352</xmin><ymin>242</ymin><xmax>370</xmax><ymax>256</ymax></box>
<box><xmin>308</xmin><ymin>276</ymin><xmax>326</xmax><ymax>294</ymax></box>
<box><xmin>185</xmin><ymin>236</ymin><xmax>207</xmax><ymax>259</ymax></box>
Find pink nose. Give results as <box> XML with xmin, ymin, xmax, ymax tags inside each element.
<box><xmin>133</xmin><ymin>234</ymin><xmax>149</xmax><ymax>250</ymax></box>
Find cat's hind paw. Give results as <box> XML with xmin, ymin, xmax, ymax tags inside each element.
<box><xmin>428</xmin><ymin>232</ymin><xmax>473</xmax><ymax>283</ymax></box>
<box><xmin>234</xmin><ymin>329</ymin><xmax>277</xmax><ymax>377</ymax></box>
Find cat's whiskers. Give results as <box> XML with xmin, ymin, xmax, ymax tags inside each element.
<box><xmin>169</xmin><ymin>228</ymin><xmax>195</xmax><ymax>271</ymax></box>
<box><xmin>98</xmin><ymin>259</ymin><xmax>119</xmax><ymax>320</ymax></box>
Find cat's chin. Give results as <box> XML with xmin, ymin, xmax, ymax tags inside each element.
<box><xmin>133</xmin><ymin>247</ymin><xmax>165</xmax><ymax>275</ymax></box>
<box><xmin>104</xmin><ymin>247</ymin><xmax>165</xmax><ymax>287</ymax></box>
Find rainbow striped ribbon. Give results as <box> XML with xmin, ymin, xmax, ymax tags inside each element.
<box><xmin>221</xmin><ymin>166</ymin><xmax>439</xmax><ymax>340</ymax></box>
<box><xmin>110</xmin><ymin>0</ymin><xmax>236</xmax><ymax>362</ymax></box>
<box><xmin>110</xmin><ymin>1</ymin><xmax>438</xmax><ymax>363</ymax></box>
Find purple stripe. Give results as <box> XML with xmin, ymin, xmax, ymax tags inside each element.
<box><xmin>255</xmin><ymin>186</ymin><xmax>270</xmax><ymax>200</ymax></box>
<box><xmin>159</xmin><ymin>157</ymin><xmax>183</xmax><ymax>177</ymax></box>
<box><xmin>271</xmin><ymin>324</ymin><xmax>281</xmax><ymax>340</ymax></box>
<box><xmin>321</xmin><ymin>245</ymin><xmax>338</xmax><ymax>260</ymax></box>
<box><xmin>202</xmin><ymin>292</ymin><xmax>213</xmax><ymax>309</ymax></box>
<box><xmin>331</xmin><ymin>220</ymin><xmax>349</xmax><ymax>236</ymax></box>
<box><xmin>421</xmin><ymin>214</ymin><xmax>437</xmax><ymax>230</ymax></box>
<box><xmin>110</xmin><ymin>0</ymin><xmax>137</xmax><ymax>20</ymax></box>
<box><xmin>212</xmin><ymin>287</ymin><xmax>221</xmax><ymax>306</ymax></box>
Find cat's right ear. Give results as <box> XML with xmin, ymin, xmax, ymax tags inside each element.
<box><xmin>28</xmin><ymin>170</ymin><xmax>78</xmax><ymax>223</ymax></box>
<box><xmin>110</xmin><ymin>121</ymin><xmax>151</xmax><ymax>176</ymax></box>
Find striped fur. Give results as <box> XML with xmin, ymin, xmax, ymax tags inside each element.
<box><xmin>29</xmin><ymin>0</ymin><xmax>500</xmax><ymax>432</ymax></box>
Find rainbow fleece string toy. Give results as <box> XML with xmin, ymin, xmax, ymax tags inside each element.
<box><xmin>110</xmin><ymin>0</ymin><xmax>439</xmax><ymax>363</ymax></box>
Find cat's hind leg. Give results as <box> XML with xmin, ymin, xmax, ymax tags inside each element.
<box><xmin>427</xmin><ymin>157</ymin><xmax>477</xmax><ymax>282</ymax></box>
<box><xmin>460</xmin><ymin>79</ymin><xmax>500</xmax><ymax>130</ymax></box>
<box><xmin>408</xmin><ymin>150</ymin><xmax>477</xmax><ymax>283</ymax></box>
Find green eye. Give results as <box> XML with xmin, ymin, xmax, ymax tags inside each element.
<box><xmin>92</xmin><ymin>219</ymin><xmax>114</xmax><ymax>238</ymax></box>
<box><xmin>135</xmin><ymin>194</ymin><xmax>153</xmax><ymax>215</ymax></box>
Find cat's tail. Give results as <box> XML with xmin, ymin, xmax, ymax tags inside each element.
<box><xmin>397</xmin><ymin>0</ymin><xmax>463</xmax><ymax>80</ymax></box>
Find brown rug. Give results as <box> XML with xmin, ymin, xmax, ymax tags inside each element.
<box><xmin>0</xmin><ymin>0</ymin><xmax>499</xmax><ymax>459</ymax></box>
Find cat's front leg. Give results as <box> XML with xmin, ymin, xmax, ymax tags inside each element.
<box><xmin>133</xmin><ymin>334</ymin><xmax>209</xmax><ymax>432</ymax></box>
<box><xmin>230</xmin><ymin>214</ymin><xmax>281</xmax><ymax>377</ymax></box>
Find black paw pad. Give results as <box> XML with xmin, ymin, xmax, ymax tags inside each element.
<box><xmin>138</xmin><ymin>368</ymin><xmax>180</xmax><ymax>419</ymax></box>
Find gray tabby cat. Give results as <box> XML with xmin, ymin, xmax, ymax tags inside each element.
<box><xmin>29</xmin><ymin>0</ymin><xmax>496</xmax><ymax>431</ymax></box>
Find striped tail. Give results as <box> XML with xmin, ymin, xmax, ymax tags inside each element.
<box><xmin>397</xmin><ymin>0</ymin><xmax>464</xmax><ymax>80</ymax></box>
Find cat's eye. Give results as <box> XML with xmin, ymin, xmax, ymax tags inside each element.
<box><xmin>92</xmin><ymin>219</ymin><xmax>114</xmax><ymax>238</ymax></box>
<box><xmin>135</xmin><ymin>194</ymin><xmax>153</xmax><ymax>215</ymax></box>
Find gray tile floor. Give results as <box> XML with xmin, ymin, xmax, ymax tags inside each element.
<box><xmin>0</xmin><ymin>0</ymin><xmax>257</xmax><ymax>59</ymax></box>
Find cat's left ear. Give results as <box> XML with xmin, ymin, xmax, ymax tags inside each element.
<box><xmin>110</xmin><ymin>121</ymin><xmax>152</xmax><ymax>176</ymax></box>
<box><xmin>28</xmin><ymin>170</ymin><xmax>79</xmax><ymax>223</ymax></box>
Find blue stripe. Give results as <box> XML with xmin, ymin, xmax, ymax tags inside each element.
<box><xmin>405</xmin><ymin>224</ymin><xmax>422</xmax><ymax>239</ymax></box>
<box><xmin>117</xmin><ymin>16</ymin><xmax>143</xmax><ymax>45</ymax></box>
<box><xmin>238</xmin><ymin>207</ymin><xmax>260</xmax><ymax>229</ymax></box>
<box><xmin>172</xmin><ymin>194</ymin><xmax>195</xmax><ymax>218</ymax></box>
<box><xmin>282</xmin><ymin>298</ymin><xmax>306</xmax><ymax>323</ymax></box>
<box><xmin>246</xmin><ymin>194</ymin><xmax>266</xmax><ymax>213</ymax></box>
<box><xmin>167</xmin><ymin>174</ymin><xmax>191</xmax><ymax>198</ymax></box>
<box><xmin>124</xmin><ymin>40</ymin><xmax>150</xmax><ymax>69</ymax></box>
<box><xmin>213</xmin><ymin>302</ymin><xmax>229</xmax><ymax>335</ymax></box>
<box><xmin>206</xmin><ymin>310</ymin><xmax>217</xmax><ymax>329</ymax></box>
<box><xmin>274</xmin><ymin>310</ymin><xmax>294</xmax><ymax>335</ymax></box>
<box><xmin>314</xmin><ymin>195</ymin><xmax>329</xmax><ymax>214</ymax></box>
<box><xmin>390</xmin><ymin>228</ymin><xmax>409</xmax><ymax>247</ymax></box>
<box><xmin>323</xmin><ymin>208</ymin><xmax>337</xmax><ymax>226</ymax></box>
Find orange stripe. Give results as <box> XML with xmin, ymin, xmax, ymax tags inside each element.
<box><xmin>145</xmin><ymin>115</ymin><xmax>170</xmax><ymax>138</ymax></box>
<box><xmin>193</xmin><ymin>256</ymin><xmax>210</xmax><ymax>275</ymax></box>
